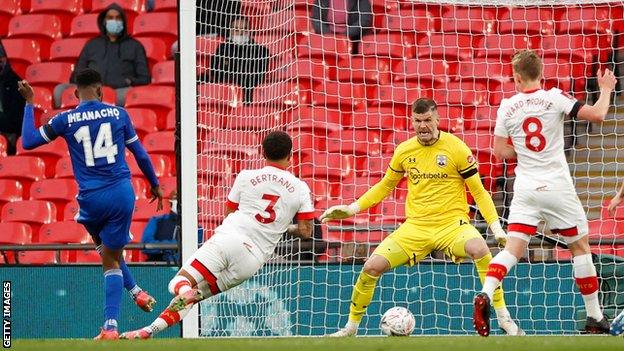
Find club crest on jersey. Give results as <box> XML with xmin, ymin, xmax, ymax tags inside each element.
<box><xmin>467</xmin><ymin>155</ymin><xmax>476</xmax><ymax>164</ymax></box>
<box><xmin>436</xmin><ymin>155</ymin><xmax>447</xmax><ymax>168</ymax></box>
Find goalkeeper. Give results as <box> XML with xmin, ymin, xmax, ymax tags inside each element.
<box><xmin>323</xmin><ymin>98</ymin><xmax>523</xmax><ymax>336</ymax></box>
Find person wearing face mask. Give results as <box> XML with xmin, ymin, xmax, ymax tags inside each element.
<box><xmin>205</xmin><ymin>17</ymin><xmax>270</xmax><ymax>104</ymax></box>
<box><xmin>0</xmin><ymin>39</ymin><xmax>26</xmax><ymax>155</ymax></box>
<box><xmin>55</xmin><ymin>3</ymin><xmax>150</xmax><ymax>107</ymax></box>
<box><xmin>141</xmin><ymin>190</ymin><xmax>180</xmax><ymax>263</ymax></box>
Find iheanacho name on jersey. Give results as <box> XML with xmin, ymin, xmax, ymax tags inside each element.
<box><xmin>67</xmin><ymin>108</ymin><xmax>121</xmax><ymax>124</ymax></box>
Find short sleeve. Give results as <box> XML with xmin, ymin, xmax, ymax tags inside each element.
<box><xmin>296</xmin><ymin>181</ymin><xmax>315</xmax><ymax>220</ymax></box>
<box><xmin>226</xmin><ymin>172</ymin><xmax>244</xmax><ymax>210</ymax></box>
<box><xmin>123</xmin><ymin>110</ymin><xmax>139</xmax><ymax>145</ymax></box>
<box><xmin>40</xmin><ymin>113</ymin><xmax>66</xmax><ymax>142</ymax></box>
<box><xmin>494</xmin><ymin>104</ymin><xmax>509</xmax><ymax>138</ymax></box>
<box><xmin>455</xmin><ymin>139</ymin><xmax>479</xmax><ymax>179</ymax></box>
<box><xmin>549</xmin><ymin>88</ymin><xmax>583</xmax><ymax>118</ymax></box>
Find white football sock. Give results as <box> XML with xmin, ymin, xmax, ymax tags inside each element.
<box><xmin>482</xmin><ymin>250</ymin><xmax>518</xmax><ymax>301</ymax></box>
<box><xmin>573</xmin><ymin>254</ymin><xmax>602</xmax><ymax>320</ymax></box>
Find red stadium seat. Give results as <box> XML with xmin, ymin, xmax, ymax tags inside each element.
<box><xmin>143</xmin><ymin>131</ymin><xmax>175</xmax><ymax>163</ymax></box>
<box><xmin>336</xmin><ymin>56</ymin><xmax>391</xmax><ymax>86</ymax></box>
<box><xmin>130</xmin><ymin>222</ymin><xmax>147</xmax><ymax>243</ymax></box>
<box><xmin>0</xmin><ymin>156</ymin><xmax>46</xmax><ymax>195</ymax></box>
<box><xmin>0</xmin><ymin>135</ymin><xmax>6</xmax><ymax>157</ymax></box>
<box><xmin>69</xmin><ymin>13</ymin><xmax>100</xmax><ymax>38</ymax></box>
<box><xmin>0</xmin><ymin>179</ymin><xmax>23</xmax><ymax>209</ymax></box>
<box><xmin>7</xmin><ymin>14</ymin><xmax>63</xmax><ymax>60</ymax></box>
<box><xmin>361</xmin><ymin>153</ymin><xmax>394</xmax><ymax>177</ymax></box>
<box><xmin>130</xmin><ymin>177</ymin><xmax>148</xmax><ymax>199</ymax></box>
<box><xmin>299</xmin><ymin>153</ymin><xmax>355</xmax><ymax>180</ymax></box>
<box><xmin>351</xmin><ymin>106</ymin><xmax>408</xmax><ymax>131</ymax></box>
<box><xmin>373</xmin><ymin>82</ymin><xmax>429</xmax><ymax>109</ymax></box>
<box><xmin>133</xmin><ymin>13</ymin><xmax>178</xmax><ymax>48</ymax></box>
<box><xmin>480</xmin><ymin>34</ymin><xmax>541</xmax><ymax>60</ymax></box>
<box><xmin>54</xmin><ymin>156</ymin><xmax>73</xmax><ymax>179</ymax></box>
<box><xmin>29</xmin><ymin>0</ymin><xmax>84</xmax><ymax>35</ymax></box>
<box><xmin>376</xmin><ymin>201</ymin><xmax>406</xmax><ymax>224</ymax></box>
<box><xmin>541</xmin><ymin>35</ymin><xmax>596</xmax><ymax>75</ymax></box>
<box><xmin>270</xmin><ymin>57</ymin><xmax>329</xmax><ymax>86</ymax></box>
<box><xmin>60</xmin><ymin>85</ymin><xmax>116</xmax><ymax>108</ymax></box>
<box><xmin>436</xmin><ymin>104</ymin><xmax>475</xmax><ymax>132</ymax></box>
<box><xmin>125</xmin><ymin>85</ymin><xmax>175</xmax><ymax>129</ymax></box>
<box><xmin>25</xmin><ymin>62</ymin><xmax>75</xmax><ymax>97</ymax></box>
<box><xmin>254</xmin><ymin>35</ymin><xmax>296</xmax><ymax>60</ymax></box>
<box><xmin>382</xmin><ymin>6</ymin><xmax>439</xmax><ymax>33</ymax></box>
<box><xmin>200</xmin><ymin>129</ymin><xmax>260</xmax><ymax>157</ymax></box>
<box><xmin>198</xmin><ymin>83</ymin><xmax>244</xmax><ymax>109</ymax></box>
<box><xmin>32</xmin><ymin>87</ymin><xmax>54</xmax><ymax>116</ymax></box>
<box><xmin>2</xmin><ymin>200</ymin><xmax>57</xmax><ymax>241</ymax></box>
<box><xmin>39</xmin><ymin>110</ymin><xmax>64</xmax><ymax>128</ymax></box>
<box><xmin>49</xmin><ymin>38</ymin><xmax>89</xmax><ymax>63</ymax></box>
<box><xmin>360</xmin><ymin>33</ymin><xmax>415</xmax><ymax>60</ymax></box>
<box><xmin>302</xmin><ymin>178</ymin><xmax>330</xmax><ymax>203</ymax></box>
<box><xmin>164</xmin><ymin>109</ymin><xmax>175</xmax><ymax>131</ymax></box>
<box><xmin>587</xmin><ymin>219</ymin><xmax>624</xmax><ymax>239</ymax></box>
<box><xmin>601</xmin><ymin>199</ymin><xmax>624</xmax><ymax>220</ymax></box>
<box><xmin>136</xmin><ymin>37</ymin><xmax>168</xmax><ymax>69</ymax></box>
<box><xmin>133</xmin><ymin>198</ymin><xmax>171</xmax><ymax>222</ymax></box>
<box><xmin>458</xmin><ymin>59</ymin><xmax>512</xmax><ymax>84</ymax></box>
<box><xmin>416</xmin><ymin>33</ymin><xmax>483</xmax><ymax>61</ymax></box>
<box><xmin>434</xmin><ymin>81</ymin><xmax>490</xmax><ymax>107</ymax></box>
<box><xmin>253</xmin><ymin>81</ymin><xmax>308</xmax><ymax>107</ymax></box>
<box><xmin>542</xmin><ymin>60</ymin><xmax>573</xmax><ymax>93</ymax></box>
<box><xmin>15</xmin><ymin>251</ymin><xmax>58</xmax><ymax>265</ymax></box>
<box><xmin>29</xmin><ymin>179</ymin><xmax>78</xmax><ymax>220</ymax></box>
<box><xmin>127</xmin><ymin>154</ymin><xmax>172</xmax><ymax>178</ymax></box>
<box><xmin>556</xmin><ymin>5</ymin><xmax>615</xmax><ymax>35</ymax></box>
<box><xmin>393</xmin><ymin>58</ymin><xmax>456</xmax><ymax>86</ymax></box>
<box><xmin>1</xmin><ymin>39</ymin><xmax>41</xmax><ymax>78</ymax></box>
<box><xmin>0</xmin><ymin>223</ymin><xmax>31</xmax><ymax>244</ymax></box>
<box><xmin>297</xmin><ymin>34</ymin><xmax>352</xmax><ymax>62</ymax></box>
<box><xmin>152</xmin><ymin>0</ymin><xmax>176</xmax><ymax>12</ymax></box>
<box><xmin>152</xmin><ymin>60</ymin><xmax>175</xmax><ymax>86</ymax></box>
<box><xmin>498</xmin><ymin>7</ymin><xmax>557</xmax><ymax>35</ymax></box>
<box><xmin>311</xmin><ymin>81</ymin><xmax>366</xmax><ymax>110</ymax></box>
<box><xmin>63</xmin><ymin>199</ymin><xmax>80</xmax><ymax>221</ymax></box>
<box><xmin>196</xmin><ymin>36</ymin><xmax>223</xmax><ymax>70</ymax></box>
<box><xmin>327</xmin><ymin>130</ymin><xmax>382</xmax><ymax>156</ymax></box>
<box><xmin>63</xmin><ymin>249</ymin><xmax>101</xmax><ymax>263</ymax></box>
<box><xmin>126</xmin><ymin>108</ymin><xmax>158</xmax><ymax>138</ymax></box>
<box><xmin>441</xmin><ymin>6</ymin><xmax>500</xmax><ymax>34</ymax></box>
<box><xmin>158</xmin><ymin>176</ymin><xmax>177</xmax><ymax>199</ymax></box>
<box><xmin>39</xmin><ymin>221</ymin><xmax>90</xmax><ymax>244</ymax></box>
<box><xmin>198</xmin><ymin>155</ymin><xmax>238</xmax><ymax>185</ymax></box>
<box><xmin>226</xmin><ymin>106</ymin><xmax>289</xmax><ymax>131</ymax></box>
<box><xmin>338</xmin><ymin>176</ymin><xmax>382</xmax><ymax>201</ymax></box>
<box><xmin>16</xmin><ymin>138</ymin><xmax>68</xmax><ymax>178</ymax></box>
<box><xmin>0</xmin><ymin>0</ymin><xmax>21</xmax><ymax>37</ymax></box>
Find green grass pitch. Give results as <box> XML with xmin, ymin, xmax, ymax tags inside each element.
<box><xmin>11</xmin><ymin>336</ymin><xmax>624</xmax><ymax>351</ymax></box>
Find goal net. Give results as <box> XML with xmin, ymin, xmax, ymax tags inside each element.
<box><xmin>182</xmin><ymin>0</ymin><xmax>624</xmax><ymax>336</ymax></box>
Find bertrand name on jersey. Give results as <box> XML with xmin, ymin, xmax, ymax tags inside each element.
<box><xmin>249</xmin><ymin>173</ymin><xmax>296</xmax><ymax>193</ymax></box>
<box><xmin>66</xmin><ymin>107</ymin><xmax>121</xmax><ymax>124</ymax></box>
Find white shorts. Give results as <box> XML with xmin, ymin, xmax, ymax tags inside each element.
<box><xmin>507</xmin><ymin>188</ymin><xmax>588</xmax><ymax>243</ymax></box>
<box><xmin>182</xmin><ymin>232</ymin><xmax>264</xmax><ymax>294</ymax></box>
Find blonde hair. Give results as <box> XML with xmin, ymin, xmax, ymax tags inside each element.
<box><xmin>512</xmin><ymin>50</ymin><xmax>542</xmax><ymax>81</ymax></box>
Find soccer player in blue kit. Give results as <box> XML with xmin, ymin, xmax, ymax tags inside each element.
<box><xmin>18</xmin><ymin>69</ymin><xmax>164</xmax><ymax>340</ymax></box>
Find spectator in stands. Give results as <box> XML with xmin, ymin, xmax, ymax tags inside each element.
<box><xmin>197</xmin><ymin>0</ymin><xmax>241</xmax><ymax>37</ymax></box>
<box><xmin>205</xmin><ymin>17</ymin><xmax>270</xmax><ymax>104</ymax></box>
<box><xmin>0</xmin><ymin>40</ymin><xmax>25</xmax><ymax>155</ymax></box>
<box><xmin>311</xmin><ymin>0</ymin><xmax>373</xmax><ymax>52</ymax></box>
<box><xmin>141</xmin><ymin>190</ymin><xmax>179</xmax><ymax>263</ymax></box>
<box><xmin>55</xmin><ymin>3</ymin><xmax>151</xmax><ymax>107</ymax></box>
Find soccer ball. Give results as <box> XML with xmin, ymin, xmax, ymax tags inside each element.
<box><xmin>380</xmin><ymin>307</ymin><xmax>415</xmax><ymax>336</ymax></box>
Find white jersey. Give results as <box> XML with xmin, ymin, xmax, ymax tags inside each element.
<box><xmin>494</xmin><ymin>87</ymin><xmax>582</xmax><ymax>191</ymax></box>
<box><xmin>218</xmin><ymin>164</ymin><xmax>315</xmax><ymax>260</ymax></box>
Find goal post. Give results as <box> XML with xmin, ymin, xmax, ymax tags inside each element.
<box><xmin>181</xmin><ymin>0</ymin><xmax>624</xmax><ymax>337</ymax></box>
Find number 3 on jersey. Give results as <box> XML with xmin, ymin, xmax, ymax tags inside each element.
<box><xmin>74</xmin><ymin>122</ymin><xmax>118</xmax><ymax>167</ymax></box>
<box><xmin>255</xmin><ymin>194</ymin><xmax>280</xmax><ymax>224</ymax></box>
<box><xmin>522</xmin><ymin>117</ymin><xmax>546</xmax><ymax>152</ymax></box>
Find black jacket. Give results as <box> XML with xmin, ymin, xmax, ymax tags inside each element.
<box><xmin>197</xmin><ymin>0</ymin><xmax>241</xmax><ymax>37</ymax></box>
<box><xmin>311</xmin><ymin>0</ymin><xmax>373</xmax><ymax>41</ymax></box>
<box><xmin>0</xmin><ymin>42</ymin><xmax>25</xmax><ymax>135</ymax></box>
<box><xmin>71</xmin><ymin>3</ymin><xmax>150</xmax><ymax>89</ymax></box>
<box><xmin>207</xmin><ymin>39</ymin><xmax>269</xmax><ymax>103</ymax></box>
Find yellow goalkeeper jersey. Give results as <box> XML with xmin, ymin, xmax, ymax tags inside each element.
<box><xmin>388</xmin><ymin>131</ymin><xmax>478</xmax><ymax>224</ymax></box>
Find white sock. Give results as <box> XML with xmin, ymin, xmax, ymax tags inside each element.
<box><xmin>147</xmin><ymin>318</ymin><xmax>168</xmax><ymax>335</ymax></box>
<box><xmin>495</xmin><ymin>306</ymin><xmax>511</xmax><ymax>319</ymax></box>
<box><xmin>482</xmin><ymin>250</ymin><xmax>518</xmax><ymax>300</ymax></box>
<box><xmin>573</xmin><ymin>254</ymin><xmax>602</xmax><ymax>320</ymax></box>
<box><xmin>129</xmin><ymin>285</ymin><xmax>142</xmax><ymax>298</ymax></box>
<box><xmin>345</xmin><ymin>320</ymin><xmax>359</xmax><ymax>330</ymax></box>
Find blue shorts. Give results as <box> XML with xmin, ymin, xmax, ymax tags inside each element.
<box><xmin>77</xmin><ymin>180</ymin><xmax>135</xmax><ymax>250</ymax></box>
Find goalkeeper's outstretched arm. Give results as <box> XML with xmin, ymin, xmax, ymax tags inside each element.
<box><xmin>464</xmin><ymin>173</ymin><xmax>507</xmax><ymax>244</ymax></box>
<box><xmin>321</xmin><ymin>168</ymin><xmax>403</xmax><ymax>222</ymax></box>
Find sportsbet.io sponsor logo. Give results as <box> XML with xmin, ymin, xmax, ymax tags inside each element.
<box><xmin>199</xmin><ymin>280</ymin><xmax>292</xmax><ymax>336</ymax></box>
<box><xmin>408</xmin><ymin>167</ymin><xmax>449</xmax><ymax>185</ymax></box>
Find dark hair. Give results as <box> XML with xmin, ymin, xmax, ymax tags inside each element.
<box><xmin>262</xmin><ymin>131</ymin><xmax>292</xmax><ymax>161</ymax></box>
<box><xmin>74</xmin><ymin>69</ymin><xmax>103</xmax><ymax>88</ymax></box>
<box><xmin>411</xmin><ymin>98</ymin><xmax>437</xmax><ymax>114</ymax></box>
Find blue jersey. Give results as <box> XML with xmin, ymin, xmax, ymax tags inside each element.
<box><xmin>40</xmin><ymin>100</ymin><xmax>138</xmax><ymax>192</ymax></box>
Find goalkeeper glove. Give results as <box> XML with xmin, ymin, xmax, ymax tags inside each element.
<box><xmin>320</xmin><ymin>203</ymin><xmax>360</xmax><ymax>223</ymax></box>
<box><xmin>490</xmin><ymin>221</ymin><xmax>507</xmax><ymax>246</ymax></box>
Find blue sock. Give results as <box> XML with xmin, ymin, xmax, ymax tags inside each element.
<box><xmin>103</xmin><ymin>269</ymin><xmax>123</xmax><ymax>331</ymax></box>
<box><xmin>119</xmin><ymin>258</ymin><xmax>138</xmax><ymax>293</ymax></box>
